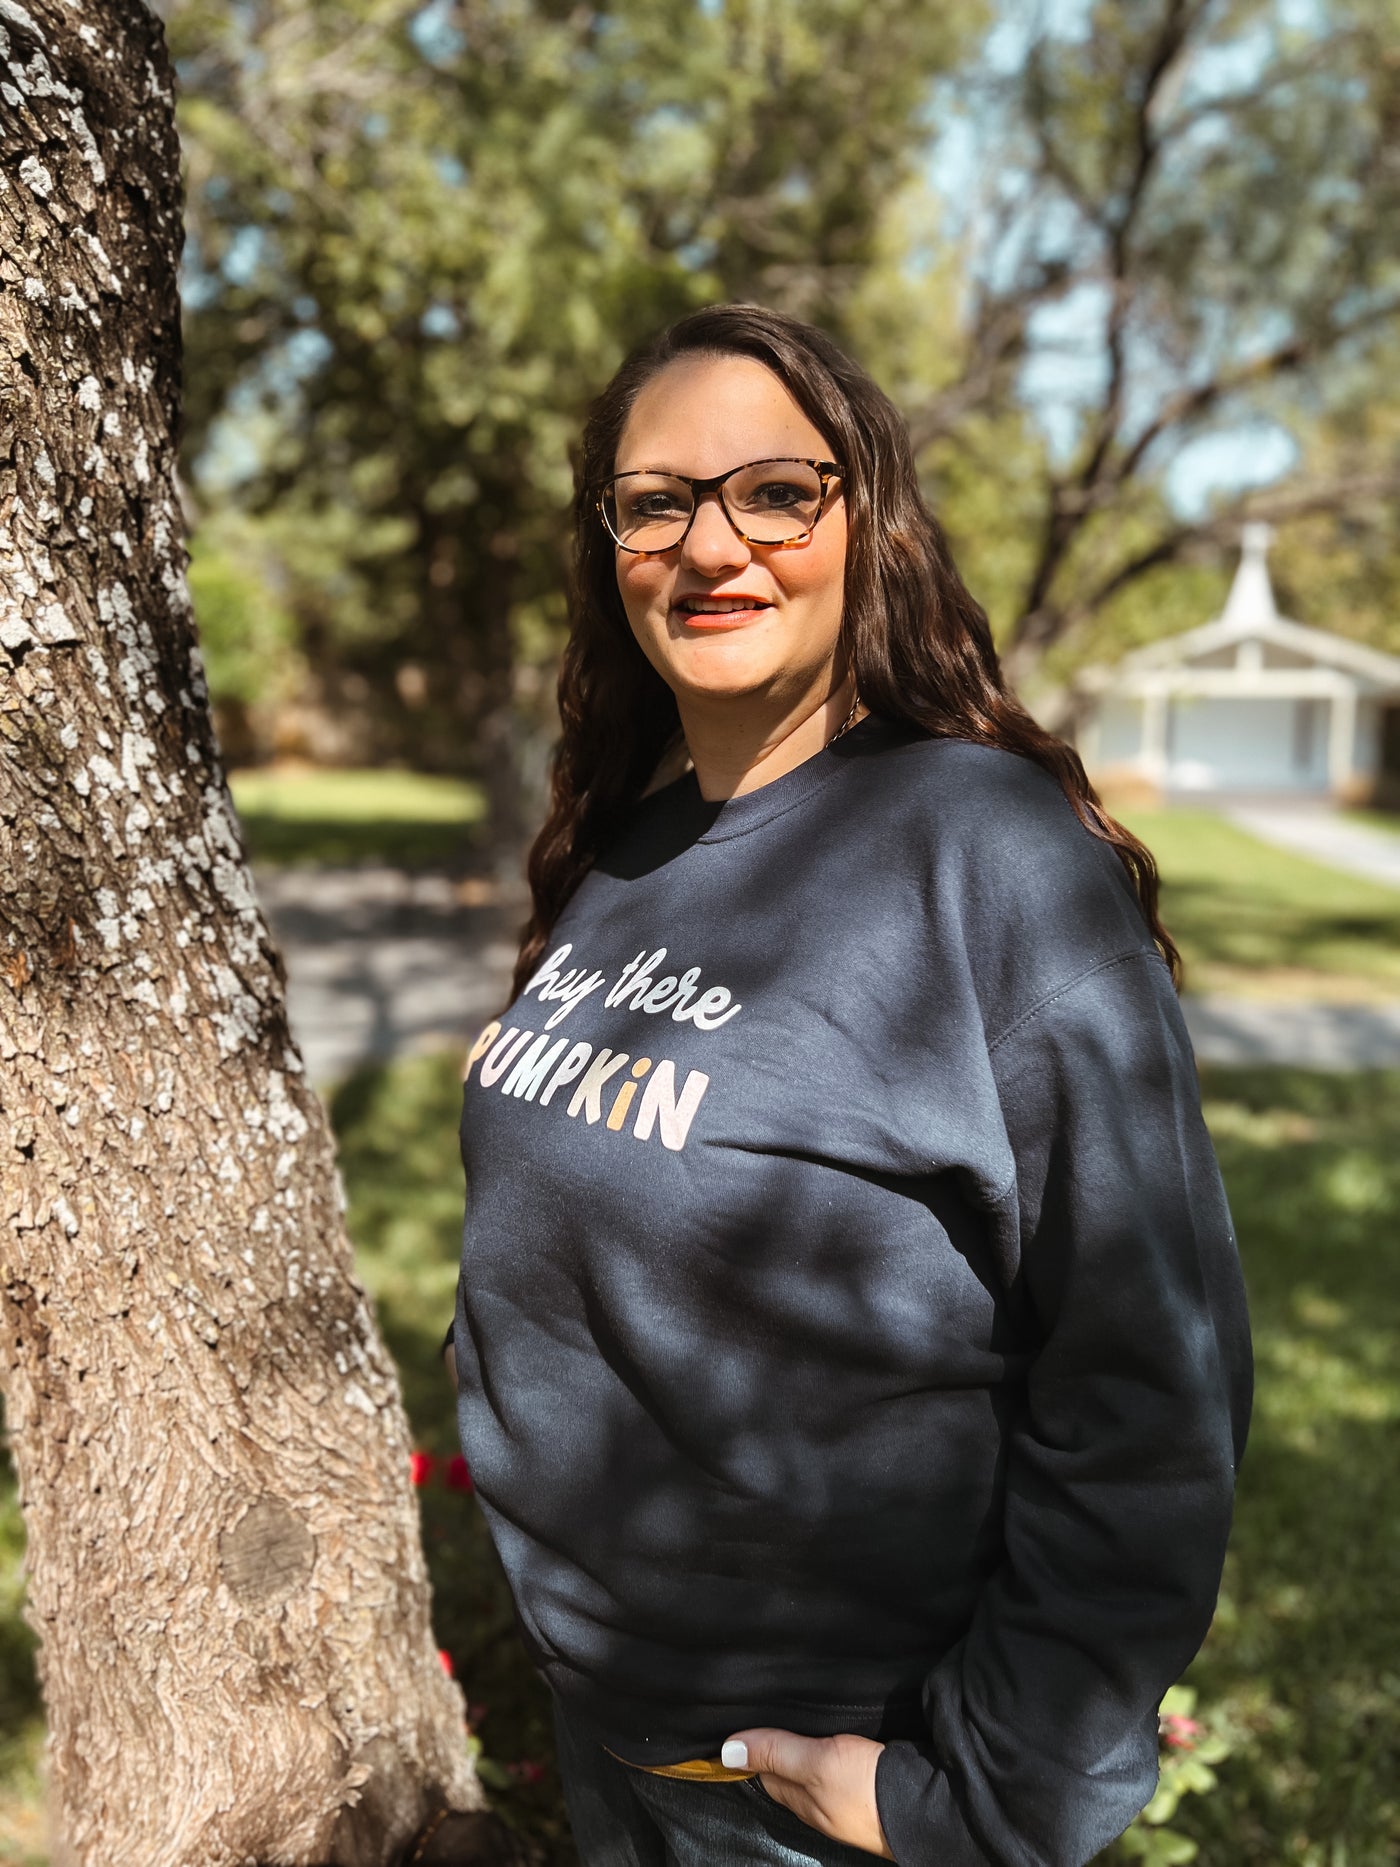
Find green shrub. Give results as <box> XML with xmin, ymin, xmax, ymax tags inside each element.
<box><xmin>187</xmin><ymin>517</ymin><xmax>304</xmax><ymax>711</ymax></box>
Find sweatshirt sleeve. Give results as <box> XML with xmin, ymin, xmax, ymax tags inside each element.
<box><xmin>875</xmin><ymin>949</ymin><xmax>1252</xmax><ymax>1867</ymax></box>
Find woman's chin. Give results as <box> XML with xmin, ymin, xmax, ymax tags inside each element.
<box><xmin>659</xmin><ymin>639</ymin><xmax>793</xmax><ymax>703</ymax></box>
<box><xmin>670</xmin><ymin>669</ymin><xmax>780</xmax><ymax>710</ymax></box>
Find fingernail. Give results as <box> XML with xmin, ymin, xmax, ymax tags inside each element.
<box><xmin>721</xmin><ymin>1740</ymin><xmax>749</xmax><ymax>1770</ymax></box>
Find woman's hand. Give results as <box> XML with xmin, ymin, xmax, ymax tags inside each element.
<box><xmin>720</xmin><ymin>1729</ymin><xmax>895</xmax><ymax>1859</ymax></box>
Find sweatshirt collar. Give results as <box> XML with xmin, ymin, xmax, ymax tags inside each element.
<box><xmin>659</xmin><ymin>713</ymin><xmax>905</xmax><ymax>843</ymax></box>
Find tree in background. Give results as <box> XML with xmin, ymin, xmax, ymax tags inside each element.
<box><xmin>0</xmin><ymin>4</ymin><xmax>507</xmax><ymax>1858</ymax></box>
<box><xmin>171</xmin><ymin>0</ymin><xmax>981</xmax><ymax>845</ymax></box>
<box><xmin>172</xmin><ymin>0</ymin><xmax>1400</xmax><ymax>828</ymax></box>
<box><xmin>902</xmin><ymin>0</ymin><xmax>1400</xmax><ymax>689</ymax></box>
<box><xmin>1265</xmin><ymin>331</ymin><xmax>1400</xmax><ymax>655</ymax></box>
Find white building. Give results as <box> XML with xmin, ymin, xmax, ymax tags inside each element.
<box><xmin>1075</xmin><ymin>526</ymin><xmax>1400</xmax><ymax>801</ymax></box>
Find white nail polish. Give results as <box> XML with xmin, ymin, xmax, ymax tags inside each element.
<box><xmin>721</xmin><ymin>1740</ymin><xmax>749</xmax><ymax>1770</ymax></box>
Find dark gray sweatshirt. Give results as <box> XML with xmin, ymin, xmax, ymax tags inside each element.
<box><xmin>450</xmin><ymin>716</ymin><xmax>1252</xmax><ymax>1867</ymax></box>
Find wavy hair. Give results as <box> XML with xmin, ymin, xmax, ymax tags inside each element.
<box><xmin>514</xmin><ymin>303</ymin><xmax>1179</xmax><ymax>995</ymax></box>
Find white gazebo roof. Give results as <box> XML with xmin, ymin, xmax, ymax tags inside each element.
<box><xmin>1109</xmin><ymin>525</ymin><xmax>1400</xmax><ymax>693</ymax></box>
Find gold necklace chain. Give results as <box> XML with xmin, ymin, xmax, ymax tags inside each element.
<box><xmin>673</xmin><ymin>692</ymin><xmax>863</xmax><ymax>781</ymax></box>
<box><xmin>827</xmin><ymin>692</ymin><xmax>863</xmax><ymax>747</ymax></box>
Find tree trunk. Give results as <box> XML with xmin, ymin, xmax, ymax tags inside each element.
<box><xmin>0</xmin><ymin>4</ymin><xmax>487</xmax><ymax>1861</ymax></box>
<box><xmin>469</xmin><ymin>523</ymin><xmax>526</xmax><ymax>875</ymax></box>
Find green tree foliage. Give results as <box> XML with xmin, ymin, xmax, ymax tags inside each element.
<box><xmin>1265</xmin><ymin>332</ymin><xmax>1400</xmax><ymax>659</ymax></box>
<box><xmin>172</xmin><ymin>0</ymin><xmax>1400</xmax><ymax>822</ymax></box>
<box><xmin>185</xmin><ymin>514</ymin><xmax>306</xmax><ymax>762</ymax></box>
<box><xmin>171</xmin><ymin>0</ymin><xmax>981</xmax><ymax>833</ymax></box>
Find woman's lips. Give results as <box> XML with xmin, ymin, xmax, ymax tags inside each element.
<box><xmin>671</xmin><ymin>599</ymin><xmax>773</xmax><ymax>630</ymax></box>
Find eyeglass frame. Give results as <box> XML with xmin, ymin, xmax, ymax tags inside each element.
<box><xmin>596</xmin><ymin>456</ymin><xmax>844</xmax><ymax>555</ymax></box>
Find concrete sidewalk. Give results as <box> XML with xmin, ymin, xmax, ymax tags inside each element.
<box><xmin>253</xmin><ymin>865</ymin><xmax>1400</xmax><ymax>1087</ymax></box>
<box><xmin>1225</xmin><ymin>804</ymin><xmax>1400</xmax><ymax>891</ymax></box>
<box><xmin>1181</xmin><ymin>994</ymin><xmax>1400</xmax><ymax>1071</ymax></box>
<box><xmin>253</xmin><ymin>865</ymin><xmax>518</xmax><ymax>1090</ymax></box>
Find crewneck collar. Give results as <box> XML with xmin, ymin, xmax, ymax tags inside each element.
<box><xmin>670</xmin><ymin>712</ymin><xmax>906</xmax><ymax>843</ymax></box>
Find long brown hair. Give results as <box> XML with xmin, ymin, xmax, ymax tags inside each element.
<box><xmin>514</xmin><ymin>303</ymin><xmax>1179</xmax><ymax>996</ymax></box>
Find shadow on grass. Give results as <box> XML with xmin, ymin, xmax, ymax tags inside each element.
<box><xmin>1117</xmin><ymin>808</ymin><xmax>1400</xmax><ymax>993</ymax></box>
<box><xmin>235</xmin><ymin>812</ymin><xmax>484</xmax><ymax>871</ymax></box>
<box><xmin>1159</xmin><ymin>1067</ymin><xmax>1400</xmax><ymax>1866</ymax></box>
<box><xmin>229</xmin><ymin>766</ymin><xmax>489</xmax><ymax>871</ymax></box>
<box><xmin>0</xmin><ymin>1422</ymin><xmax>47</xmax><ymax>1863</ymax></box>
<box><xmin>3</xmin><ymin>1061</ymin><xmax>1397</xmax><ymax>1865</ymax></box>
<box><xmin>329</xmin><ymin>1055</ymin><xmax>576</xmax><ymax>1862</ymax></box>
<box><xmin>0</xmin><ymin>1473</ymin><xmax>41</xmax><ymax>1743</ymax></box>
<box><xmin>1162</xmin><ymin>875</ymin><xmax>1400</xmax><ymax>986</ymax></box>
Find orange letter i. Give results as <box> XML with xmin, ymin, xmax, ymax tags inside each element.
<box><xmin>607</xmin><ymin>1057</ymin><xmax>652</xmax><ymax>1131</ymax></box>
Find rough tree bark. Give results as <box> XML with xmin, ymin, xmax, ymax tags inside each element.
<box><xmin>0</xmin><ymin>4</ymin><xmax>496</xmax><ymax>1861</ymax></box>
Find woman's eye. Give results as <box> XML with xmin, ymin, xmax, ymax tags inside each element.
<box><xmin>750</xmin><ymin>481</ymin><xmax>807</xmax><ymax>509</ymax></box>
<box><xmin>629</xmin><ymin>492</ymin><xmax>687</xmax><ymax>519</ymax></box>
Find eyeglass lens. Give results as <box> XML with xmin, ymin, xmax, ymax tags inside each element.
<box><xmin>605</xmin><ymin>460</ymin><xmax>826</xmax><ymax>550</ymax></box>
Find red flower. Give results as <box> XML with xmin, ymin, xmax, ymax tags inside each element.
<box><xmin>1160</xmin><ymin>1714</ymin><xmax>1203</xmax><ymax>1751</ymax></box>
<box><xmin>438</xmin><ymin>1648</ymin><xmax>455</xmax><ymax>1678</ymax></box>
<box><xmin>445</xmin><ymin>1454</ymin><xmax>474</xmax><ymax>1493</ymax></box>
<box><xmin>410</xmin><ymin>1452</ymin><xmax>436</xmax><ymax>1486</ymax></box>
<box><xmin>508</xmin><ymin>1759</ymin><xmax>546</xmax><ymax>1785</ymax></box>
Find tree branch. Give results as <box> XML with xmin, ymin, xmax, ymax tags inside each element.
<box><xmin>1075</xmin><ymin>0</ymin><xmax>1203</xmax><ymax>497</ymax></box>
<box><xmin>1114</xmin><ymin>297</ymin><xmax>1400</xmax><ymax>490</ymax></box>
<box><xmin>1050</xmin><ymin>469</ymin><xmax>1400</xmax><ymax>646</ymax></box>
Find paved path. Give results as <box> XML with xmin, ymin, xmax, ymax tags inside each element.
<box><xmin>1181</xmin><ymin>995</ymin><xmax>1400</xmax><ymax>1070</ymax></box>
<box><xmin>252</xmin><ymin>865</ymin><xmax>518</xmax><ymax>1090</ymax></box>
<box><xmin>253</xmin><ymin>866</ymin><xmax>1400</xmax><ymax>1086</ymax></box>
<box><xmin>1225</xmin><ymin>804</ymin><xmax>1400</xmax><ymax>891</ymax></box>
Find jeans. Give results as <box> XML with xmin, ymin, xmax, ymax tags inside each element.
<box><xmin>551</xmin><ymin>1696</ymin><xmax>883</xmax><ymax>1867</ymax></box>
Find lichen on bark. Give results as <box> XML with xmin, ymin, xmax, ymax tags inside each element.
<box><xmin>0</xmin><ymin>4</ymin><xmax>482</xmax><ymax>1860</ymax></box>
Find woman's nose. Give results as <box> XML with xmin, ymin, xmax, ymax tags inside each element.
<box><xmin>680</xmin><ymin>491</ymin><xmax>751</xmax><ymax>576</ymax></box>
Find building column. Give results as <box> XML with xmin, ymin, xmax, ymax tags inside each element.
<box><xmin>1328</xmin><ymin>686</ymin><xmax>1358</xmax><ymax>798</ymax></box>
<box><xmin>1141</xmin><ymin>688</ymin><xmax>1169</xmax><ymax>785</ymax></box>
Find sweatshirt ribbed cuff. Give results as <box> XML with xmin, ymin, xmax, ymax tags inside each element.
<box><xmin>875</xmin><ymin>1739</ymin><xmax>992</xmax><ymax>1867</ymax></box>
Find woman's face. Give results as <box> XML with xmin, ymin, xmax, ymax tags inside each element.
<box><xmin>611</xmin><ymin>355</ymin><xmax>848</xmax><ymax>713</ymax></box>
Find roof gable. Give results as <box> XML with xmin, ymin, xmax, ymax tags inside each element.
<box><xmin>1112</xmin><ymin>525</ymin><xmax>1400</xmax><ymax>690</ymax></box>
<box><xmin>1125</xmin><ymin>611</ymin><xmax>1400</xmax><ymax>688</ymax></box>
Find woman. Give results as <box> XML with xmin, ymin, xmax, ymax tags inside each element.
<box><xmin>444</xmin><ymin>304</ymin><xmax>1252</xmax><ymax>1867</ymax></box>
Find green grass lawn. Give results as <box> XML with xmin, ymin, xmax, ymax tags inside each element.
<box><xmin>1343</xmin><ymin>808</ymin><xmax>1400</xmax><ymax>839</ymax></box>
<box><xmin>1181</xmin><ymin>1070</ymin><xmax>1400</xmax><ymax>1865</ymax></box>
<box><xmin>335</xmin><ymin>1056</ymin><xmax>1400</xmax><ymax>1867</ymax></box>
<box><xmin>1121</xmin><ymin>809</ymin><xmax>1400</xmax><ymax>999</ymax></box>
<box><xmin>355</xmin><ymin>1056</ymin><xmax>1400</xmax><ymax>1863</ymax></box>
<box><xmin>4</xmin><ymin>1058</ymin><xmax>1397</xmax><ymax>1864</ymax></box>
<box><xmin>228</xmin><ymin>765</ymin><xmax>486</xmax><ymax>869</ymax></box>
